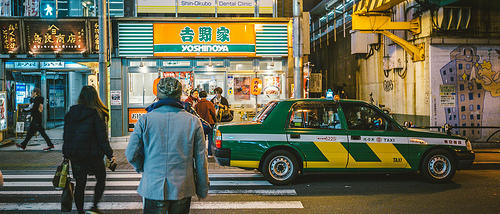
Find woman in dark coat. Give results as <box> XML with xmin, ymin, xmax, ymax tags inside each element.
<box><xmin>62</xmin><ymin>86</ymin><xmax>114</xmax><ymax>214</ymax></box>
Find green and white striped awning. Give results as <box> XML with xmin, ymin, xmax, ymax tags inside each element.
<box><xmin>255</xmin><ymin>24</ymin><xmax>288</xmax><ymax>57</ymax></box>
<box><xmin>118</xmin><ymin>23</ymin><xmax>154</xmax><ymax>57</ymax></box>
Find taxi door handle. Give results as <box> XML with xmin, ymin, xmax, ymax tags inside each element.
<box><xmin>351</xmin><ymin>135</ymin><xmax>361</xmax><ymax>140</ymax></box>
<box><xmin>290</xmin><ymin>134</ymin><xmax>300</xmax><ymax>139</ymax></box>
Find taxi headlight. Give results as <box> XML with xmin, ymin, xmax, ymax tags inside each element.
<box><xmin>466</xmin><ymin>140</ymin><xmax>472</xmax><ymax>151</ymax></box>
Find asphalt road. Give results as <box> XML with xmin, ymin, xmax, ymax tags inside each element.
<box><xmin>1</xmin><ymin>169</ymin><xmax>498</xmax><ymax>214</ymax></box>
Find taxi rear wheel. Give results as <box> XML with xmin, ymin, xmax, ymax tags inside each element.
<box><xmin>262</xmin><ymin>150</ymin><xmax>299</xmax><ymax>185</ymax></box>
<box><xmin>421</xmin><ymin>149</ymin><xmax>456</xmax><ymax>183</ymax></box>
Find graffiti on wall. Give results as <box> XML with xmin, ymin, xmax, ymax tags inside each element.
<box><xmin>431</xmin><ymin>45</ymin><xmax>500</xmax><ymax>141</ymax></box>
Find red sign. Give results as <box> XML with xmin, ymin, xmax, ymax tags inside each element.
<box><xmin>251</xmin><ymin>78</ymin><xmax>262</xmax><ymax>95</ymax></box>
<box><xmin>128</xmin><ymin>108</ymin><xmax>147</xmax><ymax>132</ymax></box>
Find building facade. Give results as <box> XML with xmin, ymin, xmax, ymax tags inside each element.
<box><xmin>1</xmin><ymin>0</ymin><xmax>295</xmax><ymax>137</ymax></box>
<box><xmin>309</xmin><ymin>0</ymin><xmax>500</xmax><ymax>141</ymax></box>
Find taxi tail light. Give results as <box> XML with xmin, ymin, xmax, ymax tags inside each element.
<box><xmin>215</xmin><ymin>130</ymin><xmax>222</xmax><ymax>149</ymax></box>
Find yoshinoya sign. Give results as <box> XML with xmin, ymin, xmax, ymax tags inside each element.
<box><xmin>153</xmin><ymin>23</ymin><xmax>255</xmax><ymax>57</ymax></box>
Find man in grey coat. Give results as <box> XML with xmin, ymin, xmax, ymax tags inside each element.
<box><xmin>126</xmin><ymin>77</ymin><xmax>209</xmax><ymax>213</ymax></box>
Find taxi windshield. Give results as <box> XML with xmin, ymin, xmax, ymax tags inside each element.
<box><xmin>253</xmin><ymin>101</ymin><xmax>278</xmax><ymax>122</ymax></box>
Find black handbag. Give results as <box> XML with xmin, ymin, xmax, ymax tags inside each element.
<box><xmin>61</xmin><ymin>180</ymin><xmax>74</xmax><ymax>212</ymax></box>
<box><xmin>219</xmin><ymin>109</ymin><xmax>234</xmax><ymax>122</ymax></box>
<box><xmin>53</xmin><ymin>159</ymin><xmax>70</xmax><ymax>189</ymax></box>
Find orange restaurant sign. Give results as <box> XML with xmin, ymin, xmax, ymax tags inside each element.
<box><xmin>250</xmin><ymin>78</ymin><xmax>262</xmax><ymax>95</ymax></box>
<box><xmin>128</xmin><ymin>108</ymin><xmax>147</xmax><ymax>132</ymax></box>
<box><xmin>153</xmin><ymin>23</ymin><xmax>255</xmax><ymax>57</ymax></box>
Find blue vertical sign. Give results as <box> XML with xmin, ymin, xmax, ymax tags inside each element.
<box><xmin>40</xmin><ymin>0</ymin><xmax>57</xmax><ymax>18</ymax></box>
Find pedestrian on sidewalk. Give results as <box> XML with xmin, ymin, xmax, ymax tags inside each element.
<box><xmin>194</xmin><ymin>91</ymin><xmax>217</xmax><ymax>156</ymax></box>
<box><xmin>126</xmin><ymin>77</ymin><xmax>209</xmax><ymax>214</ymax></box>
<box><xmin>16</xmin><ymin>88</ymin><xmax>54</xmax><ymax>151</ymax></box>
<box><xmin>184</xmin><ymin>89</ymin><xmax>199</xmax><ymax>106</ymax></box>
<box><xmin>62</xmin><ymin>86</ymin><xmax>115</xmax><ymax>214</ymax></box>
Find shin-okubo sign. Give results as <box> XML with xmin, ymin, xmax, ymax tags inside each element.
<box><xmin>137</xmin><ymin>0</ymin><xmax>272</xmax><ymax>14</ymax></box>
<box><xmin>178</xmin><ymin>0</ymin><xmax>215</xmax><ymax>13</ymax></box>
<box><xmin>0</xmin><ymin>21</ymin><xmax>21</xmax><ymax>54</ymax></box>
<box><xmin>25</xmin><ymin>21</ymin><xmax>87</xmax><ymax>53</ymax></box>
<box><xmin>153</xmin><ymin>23</ymin><xmax>255</xmax><ymax>57</ymax></box>
<box><xmin>0</xmin><ymin>91</ymin><xmax>7</xmax><ymax>131</ymax></box>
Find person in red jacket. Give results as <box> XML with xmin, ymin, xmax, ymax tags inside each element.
<box><xmin>194</xmin><ymin>91</ymin><xmax>216</xmax><ymax>156</ymax></box>
<box><xmin>184</xmin><ymin>89</ymin><xmax>199</xmax><ymax>106</ymax></box>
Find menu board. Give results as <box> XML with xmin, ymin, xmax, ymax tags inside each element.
<box><xmin>25</xmin><ymin>21</ymin><xmax>87</xmax><ymax>53</ymax></box>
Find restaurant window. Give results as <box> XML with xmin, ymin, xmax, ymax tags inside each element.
<box><xmin>128</xmin><ymin>72</ymin><xmax>157</xmax><ymax>106</ymax></box>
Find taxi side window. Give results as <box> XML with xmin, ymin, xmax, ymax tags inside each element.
<box><xmin>289</xmin><ymin>103</ymin><xmax>342</xmax><ymax>129</ymax></box>
<box><xmin>342</xmin><ymin>103</ymin><xmax>395</xmax><ymax>131</ymax></box>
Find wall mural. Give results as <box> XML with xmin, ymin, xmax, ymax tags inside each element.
<box><xmin>431</xmin><ymin>45</ymin><xmax>500</xmax><ymax>141</ymax></box>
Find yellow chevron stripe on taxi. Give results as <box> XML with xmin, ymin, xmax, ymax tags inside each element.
<box><xmin>307</xmin><ymin>142</ymin><xmax>348</xmax><ymax>168</ymax></box>
<box><xmin>307</xmin><ymin>142</ymin><xmax>410</xmax><ymax>169</ymax></box>
<box><xmin>347</xmin><ymin>143</ymin><xmax>410</xmax><ymax>168</ymax></box>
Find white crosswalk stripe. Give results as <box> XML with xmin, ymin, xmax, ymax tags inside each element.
<box><xmin>0</xmin><ymin>170</ymin><xmax>303</xmax><ymax>212</ymax></box>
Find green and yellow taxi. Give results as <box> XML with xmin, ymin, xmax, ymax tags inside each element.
<box><xmin>214</xmin><ymin>99</ymin><xmax>475</xmax><ymax>185</ymax></box>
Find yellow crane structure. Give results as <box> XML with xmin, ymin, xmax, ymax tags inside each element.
<box><xmin>352</xmin><ymin>0</ymin><xmax>425</xmax><ymax>61</ymax></box>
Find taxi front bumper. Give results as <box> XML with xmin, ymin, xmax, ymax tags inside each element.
<box><xmin>456</xmin><ymin>150</ymin><xmax>475</xmax><ymax>169</ymax></box>
<box><xmin>214</xmin><ymin>148</ymin><xmax>231</xmax><ymax>166</ymax></box>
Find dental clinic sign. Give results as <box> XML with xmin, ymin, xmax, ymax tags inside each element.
<box><xmin>153</xmin><ymin>23</ymin><xmax>256</xmax><ymax>57</ymax></box>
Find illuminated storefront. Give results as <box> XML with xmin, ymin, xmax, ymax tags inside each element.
<box><xmin>0</xmin><ymin>19</ymin><xmax>100</xmax><ymax>130</ymax></box>
<box><xmin>117</xmin><ymin>19</ymin><xmax>291</xmax><ymax>127</ymax></box>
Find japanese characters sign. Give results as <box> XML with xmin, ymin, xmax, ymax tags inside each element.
<box><xmin>25</xmin><ymin>21</ymin><xmax>87</xmax><ymax>53</ymax></box>
<box><xmin>90</xmin><ymin>21</ymin><xmax>100</xmax><ymax>53</ymax></box>
<box><xmin>250</xmin><ymin>78</ymin><xmax>262</xmax><ymax>95</ymax></box>
<box><xmin>153</xmin><ymin>23</ymin><xmax>255</xmax><ymax>57</ymax></box>
<box><xmin>24</xmin><ymin>0</ymin><xmax>40</xmax><ymax>17</ymax></box>
<box><xmin>0</xmin><ymin>91</ymin><xmax>6</xmax><ymax>131</ymax></box>
<box><xmin>128</xmin><ymin>108</ymin><xmax>147</xmax><ymax>132</ymax></box>
<box><xmin>439</xmin><ymin>84</ymin><xmax>456</xmax><ymax>108</ymax></box>
<box><xmin>0</xmin><ymin>21</ymin><xmax>21</xmax><ymax>54</ymax></box>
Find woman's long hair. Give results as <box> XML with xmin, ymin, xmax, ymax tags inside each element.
<box><xmin>77</xmin><ymin>86</ymin><xmax>109</xmax><ymax>122</ymax></box>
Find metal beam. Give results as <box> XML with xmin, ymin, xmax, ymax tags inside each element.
<box><xmin>352</xmin><ymin>14</ymin><xmax>421</xmax><ymax>34</ymax></box>
<box><xmin>378</xmin><ymin>30</ymin><xmax>425</xmax><ymax>61</ymax></box>
<box><xmin>354</xmin><ymin>0</ymin><xmax>407</xmax><ymax>13</ymax></box>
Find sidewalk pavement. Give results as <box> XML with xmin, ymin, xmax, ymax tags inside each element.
<box><xmin>1</xmin><ymin>128</ymin><xmax>499</xmax><ymax>171</ymax></box>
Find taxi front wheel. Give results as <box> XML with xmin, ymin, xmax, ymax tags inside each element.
<box><xmin>420</xmin><ymin>149</ymin><xmax>456</xmax><ymax>183</ymax></box>
<box><xmin>262</xmin><ymin>150</ymin><xmax>299</xmax><ymax>185</ymax></box>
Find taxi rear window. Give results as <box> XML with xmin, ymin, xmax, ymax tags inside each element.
<box><xmin>253</xmin><ymin>101</ymin><xmax>278</xmax><ymax>122</ymax></box>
